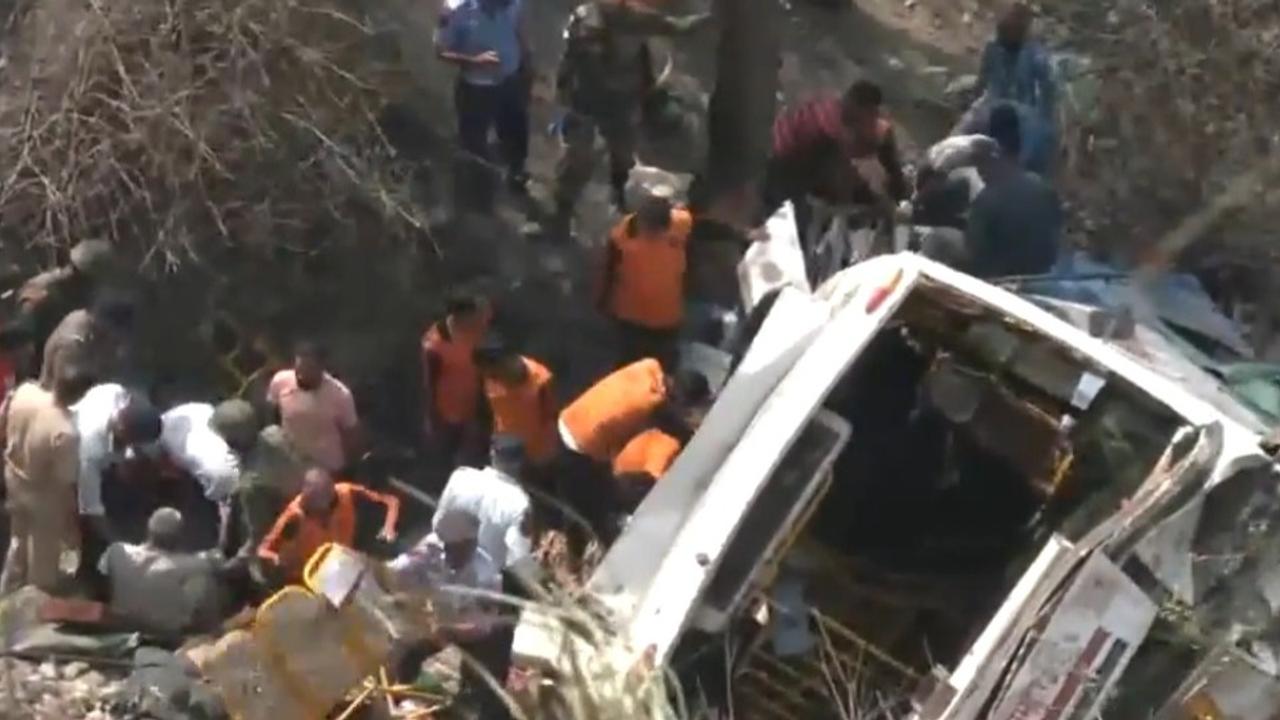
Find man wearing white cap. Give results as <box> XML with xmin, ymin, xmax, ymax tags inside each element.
<box><xmin>388</xmin><ymin>508</ymin><xmax>501</xmax><ymax>606</ymax></box>
<box><xmin>908</xmin><ymin>135</ymin><xmax>998</xmax><ymax>268</ymax></box>
<box><xmin>432</xmin><ymin>434</ymin><xmax>536</xmax><ymax>588</ymax></box>
<box><xmin>387</xmin><ymin>508</ymin><xmax>511</xmax><ymax>719</ymax></box>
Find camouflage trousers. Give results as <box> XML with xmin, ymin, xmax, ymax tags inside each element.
<box><xmin>554</xmin><ymin>105</ymin><xmax>640</xmax><ymax>211</ymax></box>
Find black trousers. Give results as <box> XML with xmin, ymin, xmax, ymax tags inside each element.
<box><xmin>759</xmin><ymin>154</ymin><xmax>808</xmax><ymax>226</ymax></box>
<box><xmin>614</xmin><ymin>319</ymin><xmax>679</xmax><ymax>372</ymax></box>
<box><xmin>429</xmin><ymin>420</ymin><xmax>489</xmax><ymax>478</ymax></box>
<box><xmin>455</xmin><ymin>73</ymin><xmax>530</xmax><ymax>179</ymax></box>
<box><xmin>75</xmin><ymin>515</ymin><xmax>110</xmax><ymax>600</ymax></box>
<box><xmin>556</xmin><ymin>449</ymin><xmax>618</xmax><ymax>560</ymax></box>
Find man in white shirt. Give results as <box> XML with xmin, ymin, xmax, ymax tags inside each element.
<box><xmin>98</xmin><ymin>507</ymin><xmax>224</xmax><ymax>636</ymax></box>
<box><xmin>388</xmin><ymin>509</ymin><xmax>512</xmax><ymax>719</ymax></box>
<box><xmin>72</xmin><ymin>383</ymin><xmax>151</xmax><ymax>589</ymax></box>
<box><xmin>72</xmin><ymin>383</ymin><xmax>239</xmax><ymax>591</ymax></box>
<box><xmin>388</xmin><ymin>509</ymin><xmax>502</xmax><ymax>625</ymax></box>
<box><xmin>159</xmin><ymin>402</ymin><xmax>241</xmax><ymax>502</ymax></box>
<box><xmin>432</xmin><ymin>434</ymin><xmax>534</xmax><ymax>582</ymax></box>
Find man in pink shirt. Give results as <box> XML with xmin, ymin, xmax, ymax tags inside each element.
<box><xmin>266</xmin><ymin>342</ymin><xmax>362</xmax><ymax>473</ymax></box>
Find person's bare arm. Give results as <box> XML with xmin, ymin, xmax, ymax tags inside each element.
<box><xmin>336</xmin><ymin>386</ymin><xmax>365</xmax><ymax>467</ymax></box>
<box><xmin>435</xmin><ymin>13</ymin><xmax>502</xmax><ymax>67</ymax></box>
<box><xmin>341</xmin><ymin>424</ymin><xmax>366</xmax><ymax>468</ymax></box>
<box><xmin>257</xmin><ymin>510</ymin><xmax>298</xmax><ymax>566</ymax></box>
<box><xmin>439</xmin><ymin>48</ymin><xmax>502</xmax><ymax>67</ymax></box>
<box><xmin>879</xmin><ymin>129</ymin><xmax>909</xmax><ymax>204</ymax></box>
<box><xmin>596</xmin><ymin>239</ymin><xmax>622</xmax><ymax>311</ymax></box>
<box><xmin>352</xmin><ymin>485</ymin><xmax>401</xmax><ymax>540</ymax></box>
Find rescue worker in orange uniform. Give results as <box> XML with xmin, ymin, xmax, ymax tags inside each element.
<box><xmin>598</xmin><ymin>195</ymin><xmax>693</xmax><ymax>371</ymax></box>
<box><xmin>473</xmin><ymin>338</ymin><xmax>558</xmax><ymax>484</ymax></box>
<box><xmin>257</xmin><ymin>468</ymin><xmax>400</xmax><ymax>585</ymax></box>
<box><xmin>556</xmin><ymin>358</ymin><xmax>709</xmax><ymax>555</ymax></box>
<box><xmin>422</xmin><ymin>294</ymin><xmax>493</xmax><ymax>470</ymax></box>
<box><xmin>611</xmin><ymin>416</ymin><xmax>684</xmax><ymax>511</ymax></box>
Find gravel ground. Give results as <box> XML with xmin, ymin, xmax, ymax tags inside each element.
<box><xmin>0</xmin><ymin>659</ymin><xmax>127</xmax><ymax>720</ymax></box>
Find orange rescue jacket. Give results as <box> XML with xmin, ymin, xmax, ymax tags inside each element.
<box><xmin>604</xmin><ymin>208</ymin><xmax>693</xmax><ymax>330</ymax></box>
<box><xmin>560</xmin><ymin>358</ymin><xmax>665</xmax><ymax>462</ymax></box>
<box><xmin>612</xmin><ymin>427</ymin><xmax>682</xmax><ymax>482</ymax></box>
<box><xmin>422</xmin><ymin>316</ymin><xmax>490</xmax><ymax>425</ymax></box>
<box><xmin>257</xmin><ymin>482</ymin><xmax>399</xmax><ymax>581</ymax></box>
<box><xmin>484</xmin><ymin>356</ymin><xmax>558</xmax><ymax>465</ymax></box>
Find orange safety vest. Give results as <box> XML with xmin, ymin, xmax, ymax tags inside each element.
<box><xmin>258</xmin><ymin>483</ymin><xmax>360</xmax><ymax>582</ymax></box>
<box><xmin>422</xmin><ymin>318</ymin><xmax>489</xmax><ymax>424</ymax></box>
<box><xmin>605</xmin><ymin>208</ymin><xmax>693</xmax><ymax>330</ymax></box>
<box><xmin>612</xmin><ymin>427</ymin><xmax>682</xmax><ymax>481</ymax></box>
<box><xmin>484</xmin><ymin>356</ymin><xmax>558</xmax><ymax>465</ymax></box>
<box><xmin>560</xmin><ymin>358</ymin><xmax>666</xmax><ymax>462</ymax></box>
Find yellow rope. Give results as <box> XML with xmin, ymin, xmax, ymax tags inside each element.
<box><xmin>332</xmin><ymin>683</ymin><xmax>377</xmax><ymax>720</ymax></box>
<box><xmin>211</xmin><ymin>315</ymin><xmax>281</xmax><ymax>399</ymax></box>
<box><xmin>1049</xmin><ymin>449</ymin><xmax>1076</xmax><ymax>495</ymax></box>
<box><xmin>806</xmin><ymin>605</ymin><xmax>920</xmax><ymax>681</ymax></box>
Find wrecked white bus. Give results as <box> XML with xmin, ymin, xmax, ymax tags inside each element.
<box><xmin>515</xmin><ymin>253</ymin><xmax>1280</xmax><ymax>720</ymax></box>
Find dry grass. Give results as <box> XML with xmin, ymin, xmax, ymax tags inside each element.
<box><xmin>1042</xmin><ymin>0</ymin><xmax>1280</xmax><ymax>262</ymax></box>
<box><xmin>0</xmin><ymin>0</ymin><xmax>427</xmax><ymax>271</ymax></box>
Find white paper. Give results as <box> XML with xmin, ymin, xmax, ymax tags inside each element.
<box><xmin>313</xmin><ymin>546</ymin><xmax>366</xmax><ymax>609</ymax></box>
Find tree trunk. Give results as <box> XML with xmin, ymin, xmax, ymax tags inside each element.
<box><xmin>702</xmin><ymin>0</ymin><xmax>781</xmax><ymax>226</ymax></box>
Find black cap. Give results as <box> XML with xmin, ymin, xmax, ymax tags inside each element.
<box><xmin>445</xmin><ymin>292</ymin><xmax>482</xmax><ymax>317</ymax></box>
<box><xmin>670</xmin><ymin>369</ymin><xmax>711</xmax><ymax>406</ymax></box>
<box><xmin>116</xmin><ymin>398</ymin><xmax>162</xmax><ymax>444</ymax></box>
<box><xmin>472</xmin><ymin>333</ymin><xmax>511</xmax><ymax>366</ymax></box>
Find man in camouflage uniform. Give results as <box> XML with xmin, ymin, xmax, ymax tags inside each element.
<box><xmin>14</xmin><ymin>240</ymin><xmax>116</xmax><ymax>367</ymax></box>
<box><xmin>553</xmin><ymin>0</ymin><xmax>708</xmax><ymax>223</ymax></box>
<box><xmin>210</xmin><ymin>399</ymin><xmax>306</xmax><ymax>602</ymax></box>
<box><xmin>38</xmin><ymin>294</ymin><xmax>135</xmax><ymax>387</ymax></box>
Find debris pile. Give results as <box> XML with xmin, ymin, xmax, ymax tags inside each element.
<box><xmin>0</xmin><ymin>659</ymin><xmax>123</xmax><ymax>720</ymax></box>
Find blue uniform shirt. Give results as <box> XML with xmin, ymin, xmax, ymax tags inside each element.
<box><xmin>977</xmin><ymin>40</ymin><xmax>1057</xmax><ymax>123</ymax></box>
<box><xmin>439</xmin><ymin>0</ymin><xmax>523</xmax><ymax>86</ymax></box>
